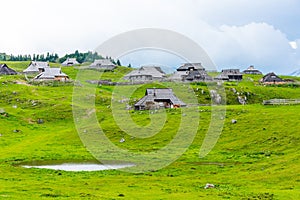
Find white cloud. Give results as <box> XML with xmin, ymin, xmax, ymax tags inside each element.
<box><xmin>210</xmin><ymin>23</ymin><xmax>295</xmax><ymax>74</ymax></box>
<box><xmin>0</xmin><ymin>0</ymin><xmax>300</xmax><ymax>74</ymax></box>
<box><xmin>289</xmin><ymin>41</ymin><xmax>298</xmax><ymax>49</ymax></box>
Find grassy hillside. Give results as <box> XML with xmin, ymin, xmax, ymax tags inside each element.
<box><xmin>0</xmin><ymin>62</ymin><xmax>299</xmax><ymax>199</ymax></box>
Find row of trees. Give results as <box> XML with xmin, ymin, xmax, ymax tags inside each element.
<box><xmin>59</xmin><ymin>51</ymin><xmax>122</xmax><ymax>66</ymax></box>
<box><xmin>0</xmin><ymin>51</ymin><xmax>124</xmax><ymax>66</ymax></box>
<box><xmin>0</xmin><ymin>53</ymin><xmax>59</xmax><ymax>62</ymax></box>
<box><xmin>59</xmin><ymin>50</ymin><xmax>103</xmax><ymax>63</ymax></box>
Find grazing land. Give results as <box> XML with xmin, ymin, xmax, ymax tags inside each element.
<box><xmin>0</xmin><ymin>62</ymin><xmax>299</xmax><ymax>199</ymax></box>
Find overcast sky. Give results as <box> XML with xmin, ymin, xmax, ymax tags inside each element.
<box><xmin>1</xmin><ymin>0</ymin><xmax>300</xmax><ymax>74</ymax></box>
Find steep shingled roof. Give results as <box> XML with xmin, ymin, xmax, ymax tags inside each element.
<box><xmin>221</xmin><ymin>69</ymin><xmax>242</xmax><ymax>75</ymax></box>
<box><xmin>243</xmin><ymin>65</ymin><xmax>262</xmax><ymax>75</ymax></box>
<box><xmin>124</xmin><ymin>66</ymin><xmax>166</xmax><ymax>80</ymax></box>
<box><xmin>62</xmin><ymin>58</ymin><xmax>79</xmax><ymax>66</ymax></box>
<box><xmin>34</xmin><ymin>68</ymin><xmax>68</xmax><ymax>80</ymax></box>
<box><xmin>177</xmin><ymin>63</ymin><xmax>204</xmax><ymax>71</ymax></box>
<box><xmin>260</xmin><ymin>72</ymin><xmax>283</xmax><ymax>83</ymax></box>
<box><xmin>89</xmin><ymin>59</ymin><xmax>116</xmax><ymax>69</ymax></box>
<box><xmin>170</xmin><ymin>63</ymin><xmax>212</xmax><ymax>81</ymax></box>
<box><xmin>215</xmin><ymin>69</ymin><xmax>243</xmax><ymax>81</ymax></box>
<box><xmin>23</xmin><ymin>61</ymin><xmax>50</xmax><ymax>73</ymax></box>
<box><xmin>0</xmin><ymin>64</ymin><xmax>17</xmax><ymax>75</ymax></box>
<box><xmin>134</xmin><ymin>88</ymin><xmax>186</xmax><ymax>109</ymax></box>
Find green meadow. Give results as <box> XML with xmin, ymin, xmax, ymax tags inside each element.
<box><xmin>0</xmin><ymin>62</ymin><xmax>299</xmax><ymax>199</ymax></box>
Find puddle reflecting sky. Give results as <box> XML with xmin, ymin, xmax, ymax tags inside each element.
<box><xmin>22</xmin><ymin>162</ymin><xmax>135</xmax><ymax>172</ymax></box>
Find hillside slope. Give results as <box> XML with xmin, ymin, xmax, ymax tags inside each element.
<box><xmin>0</xmin><ymin>62</ymin><xmax>299</xmax><ymax>199</ymax></box>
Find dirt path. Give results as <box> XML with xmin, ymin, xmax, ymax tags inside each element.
<box><xmin>15</xmin><ymin>80</ymin><xmax>31</xmax><ymax>86</ymax></box>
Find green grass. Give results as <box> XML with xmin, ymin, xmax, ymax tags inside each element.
<box><xmin>0</xmin><ymin>62</ymin><xmax>299</xmax><ymax>199</ymax></box>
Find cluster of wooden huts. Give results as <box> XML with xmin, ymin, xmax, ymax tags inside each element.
<box><xmin>123</xmin><ymin>63</ymin><xmax>214</xmax><ymax>82</ymax></box>
<box><xmin>122</xmin><ymin>63</ymin><xmax>287</xmax><ymax>84</ymax></box>
<box><xmin>0</xmin><ymin>58</ymin><xmax>116</xmax><ymax>81</ymax></box>
<box><xmin>0</xmin><ymin>59</ymin><xmax>294</xmax><ymax>111</ymax></box>
<box><xmin>22</xmin><ymin>61</ymin><xmax>69</xmax><ymax>81</ymax></box>
<box><xmin>0</xmin><ymin>61</ymin><xmax>70</xmax><ymax>81</ymax></box>
<box><xmin>122</xmin><ymin>64</ymin><xmax>289</xmax><ymax>110</ymax></box>
<box><xmin>0</xmin><ymin>59</ymin><xmax>291</xmax><ymax>85</ymax></box>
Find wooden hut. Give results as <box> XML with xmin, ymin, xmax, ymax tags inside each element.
<box><xmin>243</xmin><ymin>65</ymin><xmax>262</xmax><ymax>75</ymax></box>
<box><xmin>260</xmin><ymin>72</ymin><xmax>284</xmax><ymax>84</ymax></box>
<box><xmin>23</xmin><ymin>61</ymin><xmax>50</xmax><ymax>74</ymax></box>
<box><xmin>134</xmin><ymin>88</ymin><xmax>186</xmax><ymax>110</ymax></box>
<box><xmin>215</xmin><ymin>69</ymin><xmax>243</xmax><ymax>81</ymax></box>
<box><xmin>176</xmin><ymin>63</ymin><xmax>204</xmax><ymax>71</ymax></box>
<box><xmin>0</xmin><ymin>64</ymin><xmax>17</xmax><ymax>75</ymax></box>
<box><xmin>170</xmin><ymin>63</ymin><xmax>212</xmax><ymax>82</ymax></box>
<box><xmin>61</xmin><ymin>58</ymin><xmax>79</xmax><ymax>66</ymax></box>
<box><xmin>34</xmin><ymin>68</ymin><xmax>69</xmax><ymax>81</ymax></box>
<box><xmin>124</xmin><ymin>66</ymin><xmax>166</xmax><ymax>81</ymax></box>
<box><xmin>89</xmin><ymin>59</ymin><xmax>116</xmax><ymax>71</ymax></box>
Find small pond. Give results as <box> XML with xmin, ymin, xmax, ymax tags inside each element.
<box><xmin>20</xmin><ymin>160</ymin><xmax>135</xmax><ymax>172</ymax></box>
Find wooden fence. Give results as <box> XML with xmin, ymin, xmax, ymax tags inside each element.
<box><xmin>263</xmin><ymin>99</ymin><xmax>300</xmax><ymax>105</ymax></box>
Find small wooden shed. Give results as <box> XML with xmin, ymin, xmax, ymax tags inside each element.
<box><xmin>170</xmin><ymin>63</ymin><xmax>212</xmax><ymax>82</ymax></box>
<box><xmin>62</xmin><ymin>58</ymin><xmax>79</xmax><ymax>66</ymax></box>
<box><xmin>34</xmin><ymin>68</ymin><xmax>69</xmax><ymax>81</ymax></box>
<box><xmin>243</xmin><ymin>65</ymin><xmax>262</xmax><ymax>75</ymax></box>
<box><xmin>215</xmin><ymin>69</ymin><xmax>243</xmax><ymax>81</ymax></box>
<box><xmin>89</xmin><ymin>59</ymin><xmax>116</xmax><ymax>71</ymax></box>
<box><xmin>260</xmin><ymin>72</ymin><xmax>284</xmax><ymax>84</ymax></box>
<box><xmin>0</xmin><ymin>64</ymin><xmax>17</xmax><ymax>75</ymax></box>
<box><xmin>23</xmin><ymin>61</ymin><xmax>50</xmax><ymax>74</ymax></box>
<box><xmin>124</xmin><ymin>66</ymin><xmax>166</xmax><ymax>82</ymax></box>
<box><xmin>134</xmin><ymin>88</ymin><xmax>186</xmax><ymax>110</ymax></box>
